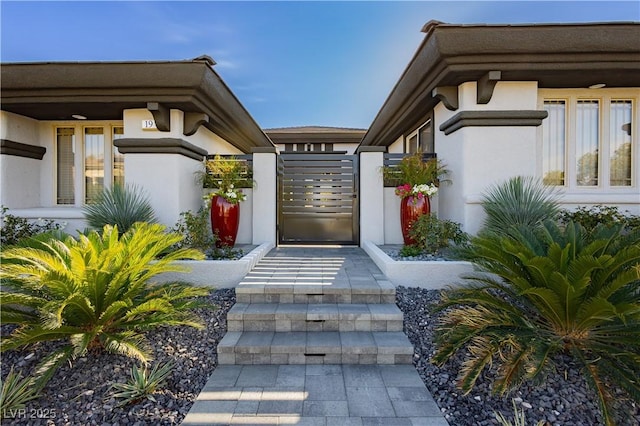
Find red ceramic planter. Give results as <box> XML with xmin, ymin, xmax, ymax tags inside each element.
<box><xmin>400</xmin><ymin>196</ymin><xmax>430</xmax><ymax>246</ymax></box>
<box><xmin>210</xmin><ymin>195</ymin><xmax>240</xmax><ymax>248</ymax></box>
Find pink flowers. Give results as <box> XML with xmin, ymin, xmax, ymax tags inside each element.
<box><xmin>395</xmin><ymin>183</ymin><xmax>438</xmax><ymax>200</ymax></box>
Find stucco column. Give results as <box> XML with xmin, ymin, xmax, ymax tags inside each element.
<box><xmin>251</xmin><ymin>147</ymin><xmax>277</xmax><ymax>245</ymax></box>
<box><xmin>358</xmin><ymin>146</ymin><xmax>386</xmax><ymax>246</ymax></box>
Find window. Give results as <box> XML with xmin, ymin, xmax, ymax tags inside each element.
<box><xmin>541</xmin><ymin>92</ymin><xmax>635</xmax><ymax>189</ymax></box>
<box><xmin>55</xmin><ymin>124</ymin><xmax>124</xmax><ymax>205</ymax></box>
<box><xmin>405</xmin><ymin>118</ymin><xmax>434</xmax><ymax>154</ymax></box>
<box><xmin>56</xmin><ymin>128</ymin><xmax>75</xmax><ymax>204</ymax></box>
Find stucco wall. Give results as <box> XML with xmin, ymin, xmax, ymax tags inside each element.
<box><xmin>436</xmin><ymin>81</ymin><xmax>540</xmax><ymax>235</ymax></box>
<box><xmin>0</xmin><ymin>111</ymin><xmax>43</xmax><ymax>208</ymax></box>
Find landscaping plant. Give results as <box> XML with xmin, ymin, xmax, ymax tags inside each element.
<box><xmin>480</xmin><ymin>176</ymin><xmax>560</xmax><ymax>237</ymax></box>
<box><xmin>408</xmin><ymin>214</ymin><xmax>467</xmax><ymax>255</ymax></box>
<box><xmin>111</xmin><ymin>360</ymin><xmax>175</xmax><ymax>406</ymax></box>
<box><xmin>559</xmin><ymin>204</ymin><xmax>640</xmax><ymax>233</ymax></box>
<box><xmin>381</xmin><ymin>151</ymin><xmax>449</xmax><ymax>188</ymax></box>
<box><xmin>0</xmin><ymin>223</ymin><xmax>208</xmax><ymax>389</ymax></box>
<box><xmin>83</xmin><ymin>184</ymin><xmax>157</xmax><ymax>232</ymax></box>
<box><xmin>434</xmin><ymin>220</ymin><xmax>640</xmax><ymax>426</ymax></box>
<box><xmin>172</xmin><ymin>208</ymin><xmax>216</xmax><ymax>251</ymax></box>
<box><xmin>0</xmin><ymin>206</ymin><xmax>64</xmax><ymax>246</ymax></box>
<box><xmin>0</xmin><ymin>368</ymin><xmax>41</xmax><ymax>417</ymax></box>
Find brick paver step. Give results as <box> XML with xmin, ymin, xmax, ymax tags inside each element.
<box><xmin>227</xmin><ymin>302</ymin><xmax>404</xmax><ymax>332</ymax></box>
<box><xmin>235</xmin><ymin>281</ymin><xmax>396</xmax><ymax>304</ymax></box>
<box><xmin>217</xmin><ymin>331</ymin><xmax>414</xmax><ymax>365</ymax></box>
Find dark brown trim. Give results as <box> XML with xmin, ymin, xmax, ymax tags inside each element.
<box><xmin>147</xmin><ymin>102</ymin><xmax>170</xmax><ymax>131</ymax></box>
<box><xmin>477</xmin><ymin>71</ymin><xmax>501</xmax><ymax>104</ymax></box>
<box><xmin>0</xmin><ymin>59</ymin><xmax>275</xmax><ymax>153</ymax></box>
<box><xmin>183</xmin><ymin>112</ymin><xmax>211</xmax><ymax>136</ymax></box>
<box><xmin>356</xmin><ymin>146</ymin><xmax>386</xmax><ymax>153</ymax></box>
<box><xmin>439</xmin><ymin>110</ymin><xmax>549</xmax><ymax>135</ymax></box>
<box><xmin>114</xmin><ymin>138</ymin><xmax>207</xmax><ymax>161</ymax></box>
<box><xmin>0</xmin><ymin>139</ymin><xmax>46</xmax><ymax>160</ymax></box>
<box><xmin>266</xmin><ymin>130</ymin><xmax>366</xmax><ymax>145</ymax></box>
<box><xmin>252</xmin><ymin>147</ymin><xmax>278</xmax><ymax>153</ymax></box>
<box><xmin>432</xmin><ymin>86</ymin><xmax>458</xmax><ymax>111</ymax></box>
<box><xmin>361</xmin><ymin>22</ymin><xmax>640</xmax><ymax>147</ymax></box>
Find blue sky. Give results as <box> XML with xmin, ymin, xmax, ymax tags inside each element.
<box><xmin>2</xmin><ymin>1</ymin><xmax>638</xmax><ymax>129</ymax></box>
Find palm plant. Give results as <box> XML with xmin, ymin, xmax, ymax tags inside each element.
<box><xmin>481</xmin><ymin>176</ymin><xmax>560</xmax><ymax>236</ymax></box>
<box><xmin>83</xmin><ymin>183</ymin><xmax>157</xmax><ymax>232</ymax></box>
<box><xmin>0</xmin><ymin>223</ymin><xmax>207</xmax><ymax>388</ymax></box>
<box><xmin>435</xmin><ymin>221</ymin><xmax>640</xmax><ymax>426</ymax></box>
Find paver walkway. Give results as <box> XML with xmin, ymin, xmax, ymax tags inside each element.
<box><xmin>182</xmin><ymin>247</ymin><xmax>448</xmax><ymax>425</ymax></box>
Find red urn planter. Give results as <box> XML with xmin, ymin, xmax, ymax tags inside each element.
<box><xmin>400</xmin><ymin>196</ymin><xmax>430</xmax><ymax>246</ymax></box>
<box><xmin>210</xmin><ymin>195</ymin><xmax>240</xmax><ymax>248</ymax></box>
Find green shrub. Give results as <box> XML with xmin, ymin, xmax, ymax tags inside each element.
<box><xmin>434</xmin><ymin>221</ymin><xmax>640</xmax><ymax>426</ymax></box>
<box><xmin>381</xmin><ymin>152</ymin><xmax>449</xmax><ymax>187</ymax></box>
<box><xmin>83</xmin><ymin>184</ymin><xmax>157</xmax><ymax>232</ymax></box>
<box><xmin>0</xmin><ymin>368</ymin><xmax>41</xmax><ymax>417</ymax></box>
<box><xmin>481</xmin><ymin>176</ymin><xmax>560</xmax><ymax>237</ymax></box>
<box><xmin>559</xmin><ymin>205</ymin><xmax>640</xmax><ymax>232</ymax></box>
<box><xmin>408</xmin><ymin>214</ymin><xmax>467</xmax><ymax>255</ymax></box>
<box><xmin>0</xmin><ymin>223</ymin><xmax>208</xmax><ymax>387</ymax></box>
<box><xmin>399</xmin><ymin>244</ymin><xmax>424</xmax><ymax>257</ymax></box>
<box><xmin>0</xmin><ymin>206</ymin><xmax>64</xmax><ymax>246</ymax></box>
<box><xmin>111</xmin><ymin>360</ymin><xmax>175</xmax><ymax>406</ymax></box>
<box><xmin>172</xmin><ymin>209</ymin><xmax>215</xmax><ymax>251</ymax></box>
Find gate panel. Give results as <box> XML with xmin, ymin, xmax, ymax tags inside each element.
<box><xmin>278</xmin><ymin>153</ymin><xmax>358</xmax><ymax>244</ymax></box>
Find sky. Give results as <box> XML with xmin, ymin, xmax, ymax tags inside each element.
<box><xmin>1</xmin><ymin>1</ymin><xmax>638</xmax><ymax>130</ymax></box>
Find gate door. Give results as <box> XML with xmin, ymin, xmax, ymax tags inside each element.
<box><xmin>279</xmin><ymin>153</ymin><xmax>358</xmax><ymax>244</ymax></box>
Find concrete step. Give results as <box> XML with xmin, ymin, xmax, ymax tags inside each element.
<box><xmin>227</xmin><ymin>303</ymin><xmax>404</xmax><ymax>332</ymax></box>
<box><xmin>235</xmin><ymin>281</ymin><xmax>396</xmax><ymax>304</ymax></box>
<box><xmin>217</xmin><ymin>331</ymin><xmax>414</xmax><ymax>365</ymax></box>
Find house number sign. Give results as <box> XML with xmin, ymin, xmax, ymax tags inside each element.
<box><xmin>142</xmin><ymin>119</ymin><xmax>157</xmax><ymax>130</ymax></box>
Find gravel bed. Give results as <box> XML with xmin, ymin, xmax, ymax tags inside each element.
<box><xmin>396</xmin><ymin>286</ymin><xmax>640</xmax><ymax>426</ymax></box>
<box><xmin>1</xmin><ymin>288</ymin><xmax>235</xmax><ymax>426</ymax></box>
<box><xmin>380</xmin><ymin>244</ymin><xmax>450</xmax><ymax>261</ymax></box>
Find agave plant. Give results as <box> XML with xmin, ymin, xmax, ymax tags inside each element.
<box><xmin>481</xmin><ymin>176</ymin><xmax>560</xmax><ymax>236</ymax></box>
<box><xmin>111</xmin><ymin>360</ymin><xmax>175</xmax><ymax>406</ymax></box>
<box><xmin>435</xmin><ymin>221</ymin><xmax>640</xmax><ymax>426</ymax></box>
<box><xmin>0</xmin><ymin>368</ymin><xmax>41</xmax><ymax>416</ymax></box>
<box><xmin>0</xmin><ymin>223</ymin><xmax>207</xmax><ymax>387</ymax></box>
<box><xmin>83</xmin><ymin>183</ymin><xmax>157</xmax><ymax>232</ymax></box>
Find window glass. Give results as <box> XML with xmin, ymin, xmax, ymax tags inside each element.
<box><xmin>113</xmin><ymin>127</ymin><xmax>125</xmax><ymax>187</ymax></box>
<box><xmin>542</xmin><ymin>101</ymin><xmax>566</xmax><ymax>185</ymax></box>
<box><xmin>576</xmin><ymin>100</ymin><xmax>600</xmax><ymax>186</ymax></box>
<box><xmin>419</xmin><ymin>121</ymin><xmax>434</xmax><ymax>153</ymax></box>
<box><xmin>610</xmin><ymin>100</ymin><xmax>632</xmax><ymax>186</ymax></box>
<box><xmin>56</xmin><ymin>127</ymin><xmax>75</xmax><ymax>204</ymax></box>
<box><xmin>84</xmin><ymin>127</ymin><xmax>105</xmax><ymax>203</ymax></box>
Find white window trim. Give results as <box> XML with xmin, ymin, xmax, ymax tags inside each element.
<box><xmin>538</xmin><ymin>88</ymin><xmax>640</xmax><ymax>195</ymax></box>
<box><xmin>405</xmin><ymin>118</ymin><xmax>433</xmax><ymax>154</ymax></box>
<box><xmin>52</xmin><ymin>121</ymin><xmax>124</xmax><ymax>207</ymax></box>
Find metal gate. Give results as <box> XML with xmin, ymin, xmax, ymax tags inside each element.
<box><xmin>278</xmin><ymin>153</ymin><xmax>358</xmax><ymax>244</ymax></box>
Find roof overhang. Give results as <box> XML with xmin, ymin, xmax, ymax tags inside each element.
<box><xmin>265</xmin><ymin>126</ymin><xmax>366</xmax><ymax>144</ymax></box>
<box><xmin>361</xmin><ymin>21</ymin><xmax>640</xmax><ymax>147</ymax></box>
<box><xmin>0</xmin><ymin>58</ymin><xmax>274</xmax><ymax>153</ymax></box>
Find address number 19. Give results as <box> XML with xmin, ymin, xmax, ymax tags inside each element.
<box><xmin>142</xmin><ymin>119</ymin><xmax>157</xmax><ymax>130</ymax></box>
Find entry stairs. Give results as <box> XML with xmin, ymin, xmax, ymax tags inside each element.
<box><xmin>217</xmin><ymin>250</ymin><xmax>414</xmax><ymax>365</ymax></box>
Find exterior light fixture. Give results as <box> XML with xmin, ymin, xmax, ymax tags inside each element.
<box><xmin>588</xmin><ymin>83</ymin><xmax>606</xmax><ymax>89</ymax></box>
<box><xmin>71</xmin><ymin>114</ymin><xmax>87</xmax><ymax>120</ymax></box>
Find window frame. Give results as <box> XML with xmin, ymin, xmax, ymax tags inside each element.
<box><xmin>538</xmin><ymin>89</ymin><xmax>639</xmax><ymax>193</ymax></box>
<box><xmin>404</xmin><ymin>115</ymin><xmax>434</xmax><ymax>154</ymax></box>
<box><xmin>53</xmin><ymin>122</ymin><xmax>124</xmax><ymax>206</ymax></box>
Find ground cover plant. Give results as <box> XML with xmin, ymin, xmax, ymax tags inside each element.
<box><xmin>172</xmin><ymin>209</ymin><xmax>244</xmax><ymax>259</ymax></box>
<box><xmin>0</xmin><ymin>223</ymin><xmax>208</xmax><ymax>399</ymax></box>
<box><xmin>434</xmin><ymin>220</ymin><xmax>640</xmax><ymax>425</ymax></box>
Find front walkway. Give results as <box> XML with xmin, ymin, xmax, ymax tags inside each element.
<box><xmin>182</xmin><ymin>247</ymin><xmax>448</xmax><ymax>425</ymax></box>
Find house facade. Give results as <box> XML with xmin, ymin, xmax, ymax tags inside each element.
<box><xmin>1</xmin><ymin>22</ymin><xmax>639</xmax><ymax>246</ymax></box>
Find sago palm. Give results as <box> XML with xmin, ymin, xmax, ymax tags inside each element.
<box><xmin>0</xmin><ymin>223</ymin><xmax>207</xmax><ymax>387</ymax></box>
<box><xmin>434</xmin><ymin>221</ymin><xmax>640</xmax><ymax>426</ymax></box>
